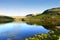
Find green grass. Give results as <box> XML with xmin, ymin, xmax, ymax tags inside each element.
<box><xmin>25</xmin><ymin>29</ymin><xmax>60</xmax><ymax>40</ymax></box>
<box><xmin>25</xmin><ymin>14</ymin><xmax>60</xmax><ymax>26</ymax></box>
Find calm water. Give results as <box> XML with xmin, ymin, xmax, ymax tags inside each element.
<box><xmin>0</xmin><ymin>22</ymin><xmax>49</xmax><ymax>40</ymax></box>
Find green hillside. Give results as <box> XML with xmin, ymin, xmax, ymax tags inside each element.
<box><xmin>25</xmin><ymin>7</ymin><xmax>60</xmax><ymax>26</ymax></box>
<box><xmin>0</xmin><ymin>16</ymin><xmax>14</xmax><ymax>23</ymax></box>
<box><xmin>42</xmin><ymin>7</ymin><xmax>60</xmax><ymax>15</ymax></box>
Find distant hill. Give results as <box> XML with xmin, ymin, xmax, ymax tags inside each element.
<box><xmin>26</xmin><ymin>7</ymin><xmax>60</xmax><ymax>16</ymax></box>
<box><xmin>11</xmin><ymin>16</ymin><xmax>26</xmax><ymax>22</ymax></box>
<box><xmin>0</xmin><ymin>16</ymin><xmax>14</xmax><ymax>23</ymax></box>
<box><xmin>42</xmin><ymin>7</ymin><xmax>60</xmax><ymax>15</ymax></box>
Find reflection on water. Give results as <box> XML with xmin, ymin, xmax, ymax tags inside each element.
<box><xmin>26</xmin><ymin>22</ymin><xmax>60</xmax><ymax>31</ymax></box>
<box><xmin>0</xmin><ymin>22</ymin><xmax>49</xmax><ymax>40</ymax></box>
<box><xmin>25</xmin><ymin>22</ymin><xmax>60</xmax><ymax>40</ymax></box>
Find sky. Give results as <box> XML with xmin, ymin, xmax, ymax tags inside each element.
<box><xmin>0</xmin><ymin>0</ymin><xmax>60</xmax><ymax>16</ymax></box>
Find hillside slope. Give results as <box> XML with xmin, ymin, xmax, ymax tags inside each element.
<box><xmin>25</xmin><ymin>7</ymin><xmax>60</xmax><ymax>26</ymax></box>
<box><xmin>42</xmin><ymin>7</ymin><xmax>60</xmax><ymax>15</ymax></box>
<box><xmin>0</xmin><ymin>16</ymin><xmax>14</xmax><ymax>23</ymax></box>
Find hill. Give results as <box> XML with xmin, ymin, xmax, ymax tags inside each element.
<box><xmin>42</xmin><ymin>7</ymin><xmax>60</xmax><ymax>15</ymax></box>
<box><xmin>0</xmin><ymin>16</ymin><xmax>14</xmax><ymax>23</ymax></box>
<box><xmin>25</xmin><ymin>7</ymin><xmax>60</xmax><ymax>26</ymax></box>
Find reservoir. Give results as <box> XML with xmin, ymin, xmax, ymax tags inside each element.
<box><xmin>0</xmin><ymin>22</ymin><xmax>49</xmax><ymax>40</ymax></box>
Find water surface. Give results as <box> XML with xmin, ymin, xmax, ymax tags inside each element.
<box><xmin>0</xmin><ymin>22</ymin><xmax>49</xmax><ymax>40</ymax></box>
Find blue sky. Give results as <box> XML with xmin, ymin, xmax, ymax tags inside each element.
<box><xmin>0</xmin><ymin>0</ymin><xmax>60</xmax><ymax>16</ymax></box>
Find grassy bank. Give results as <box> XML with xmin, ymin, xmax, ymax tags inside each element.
<box><xmin>25</xmin><ymin>14</ymin><xmax>60</xmax><ymax>26</ymax></box>
<box><xmin>0</xmin><ymin>16</ymin><xmax>14</xmax><ymax>24</ymax></box>
<box><xmin>25</xmin><ymin>29</ymin><xmax>60</xmax><ymax>40</ymax></box>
